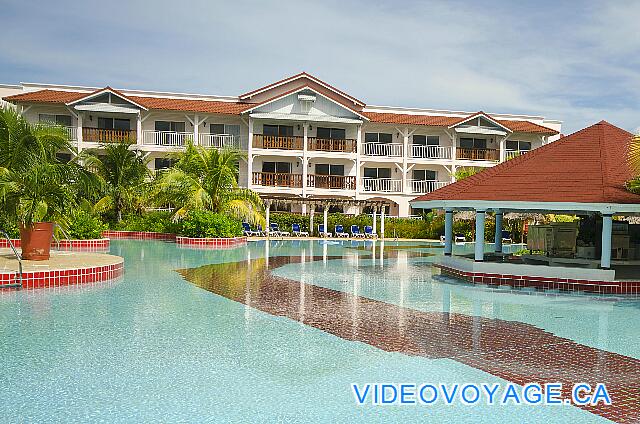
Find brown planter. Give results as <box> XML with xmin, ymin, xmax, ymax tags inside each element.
<box><xmin>20</xmin><ymin>222</ymin><xmax>54</xmax><ymax>260</ymax></box>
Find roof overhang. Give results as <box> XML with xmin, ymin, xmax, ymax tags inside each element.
<box><xmin>66</xmin><ymin>87</ymin><xmax>148</xmax><ymax>111</ymax></box>
<box><xmin>74</xmin><ymin>103</ymin><xmax>140</xmax><ymax>114</ymax></box>
<box><xmin>409</xmin><ymin>199</ymin><xmax>640</xmax><ymax>215</ymax></box>
<box><xmin>454</xmin><ymin>126</ymin><xmax>508</xmax><ymax>136</ymax></box>
<box><xmin>249</xmin><ymin>112</ymin><xmax>362</xmax><ymax>124</ymax></box>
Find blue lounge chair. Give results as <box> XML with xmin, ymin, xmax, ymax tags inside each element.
<box><xmin>269</xmin><ymin>223</ymin><xmax>290</xmax><ymax>237</ymax></box>
<box><xmin>255</xmin><ymin>224</ymin><xmax>266</xmax><ymax>236</ymax></box>
<box><xmin>318</xmin><ymin>224</ymin><xmax>332</xmax><ymax>238</ymax></box>
<box><xmin>292</xmin><ymin>223</ymin><xmax>309</xmax><ymax>237</ymax></box>
<box><xmin>501</xmin><ymin>230</ymin><xmax>513</xmax><ymax>244</ymax></box>
<box><xmin>364</xmin><ymin>225</ymin><xmax>377</xmax><ymax>239</ymax></box>
<box><xmin>350</xmin><ymin>225</ymin><xmax>365</xmax><ymax>238</ymax></box>
<box><xmin>455</xmin><ymin>233</ymin><xmax>466</xmax><ymax>243</ymax></box>
<box><xmin>242</xmin><ymin>222</ymin><xmax>259</xmax><ymax>237</ymax></box>
<box><xmin>334</xmin><ymin>225</ymin><xmax>349</xmax><ymax>238</ymax></box>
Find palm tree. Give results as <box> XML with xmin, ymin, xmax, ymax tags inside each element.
<box><xmin>626</xmin><ymin>134</ymin><xmax>640</xmax><ymax>193</ymax></box>
<box><xmin>152</xmin><ymin>142</ymin><xmax>264</xmax><ymax>225</ymax></box>
<box><xmin>452</xmin><ymin>166</ymin><xmax>479</xmax><ymax>181</ymax></box>
<box><xmin>84</xmin><ymin>142</ymin><xmax>150</xmax><ymax>222</ymax></box>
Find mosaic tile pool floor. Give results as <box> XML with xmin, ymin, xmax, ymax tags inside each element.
<box><xmin>1</xmin><ymin>239</ymin><xmax>638</xmax><ymax>423</ymax></box>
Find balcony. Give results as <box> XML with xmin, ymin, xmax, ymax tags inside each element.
<box><xmin>253</xmin><ymin>134</ymin><xmax>303</xmax><ymax>150</ymax></box>
<box><xmin>307</xmin><ymin>137</ymin><xmax>357</xmax><ymax>153</ymax></box>
<box><xmin>505</xmin><ymin>149</ymin><xmax>529</xmax><ymax>161</ymax></box>
<box><xmin>362</xmin><ymin>178</ymin><xmax>402</xmax><ymax>193</ymax></box>
<box><xmin>363</xmin><ymin>142</ymin><xmax>403</xmax><ymax>157</ymax></box>
<box><xmin>411</xmin><ymin>180</ymin><xmax>449</xmax><ymax>193</ymax></box>
<box><xmin>456</xmin><ymin>147</ymin><xmax>499</xmax><ymax>161</ymax></box>
<box><xmin>252</xmin><ymin>172</ymin><xmax>303</xmax><ymax>188</ymax></box>
<box><xmin>307</xmin><ymin>174</ymin><xmax>356</xmax><ymax>190</ymax></box>
<box><xmin>411</xmin><ymin>145</ymin><xmax>451</xmax><ymax>159</ymax></box>
<box><xmin>142</xmin><ymin>130</ymin><xmax>192</xmax><ymax>147</ymax></box>
<box><xmin>199</xmin><ymin>134</ymin><xmax>247</xmax><ymax>149</ymax></box>
<box><xmin>83</xmin><ymin>128</ymin><xmax>136</xmax><ymax>143</ymax></box>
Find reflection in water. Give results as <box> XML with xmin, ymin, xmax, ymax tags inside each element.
<box><xmin>178</xmin><ymin>253</ymin><xmax>640</xmax><ymax>424</ymax></box>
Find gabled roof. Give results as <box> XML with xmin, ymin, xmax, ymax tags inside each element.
<box><xmin>66</xmin><ymin>86</ymin><xmax>148</xmax><ymax>110</ymax></box>
<box><xmin>241</xmin><ymin>85</ymin><xmax>369</xmax><ymax>121</ymax></box>
<box><xmin>240</xmin><ymin>72</ymin><xmax>366</xmax><ymax>106</ymax></box>
<box><xmin>412</xmin><ymin>121</ymin><xmax>640</xmax><ymax>205</ymax></box>
<box><xmin>448</xmin><ymin>111</ymin><xmax>512</xmax><ymax>133</ymax></box>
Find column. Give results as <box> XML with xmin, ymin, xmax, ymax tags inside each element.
<box><xmin>302</xmin><ymin>124</ymin><xmax>308</xmax><ymax>198</ymax></box>
<box><xmin>193</xmin><ymin>114</ymin><xmax>199</xmax><ymax>145</ymax></box>
<box><xmin>601</xmin><ymin>214</ymin><xmax>613</xmax><ymax>269</ymax></box>
<box><xmin>247</xmin><ymin>117</ymin><xmax>253</xmax><ymax>189</ymax></box>
<box><xmin>309</xmin><ymin>208</ymin><xmax>314</xmax><ymax>237</ymax></box>
<box><xmin>402</xmin><ymin>127</ymin><xmax>409</xmax><ymax>194</ymax></box>
<box><xmin>265</xmin><ymin>202</ymin><xmax>271</xmax><ymax>237</ymax></box>
<box><xmin>380</xmin><ymin>206</ymin><xmax>385</xmax><ymax>239</ymax></box>
<box><xmin>77</xmin><ymin>113</ymin><xmax>83</xmax><ymax>151</ymax></box>
<box><xmin>475</xmin><ymin>210</ymin><xmax>486</xmax><ymax>261</ymax></box>
<box><xmin>355</xmin><ymin>124</ymin><xmax>362</xmax><ymax>200</ymax></box>
<box><xmin>444</xmin><ymin>209</ymin><xmax>453</xmax><ymax>255</ymax></box>
<box><xmin>372</xmin><ymin>207</ymin><xmax>377</xmax><ymax>235</ymax></box>
<box><xmin>323</xmin><ymin>206</ymin><xmax>329</xmax><ymax>237</ymax></box>
<box><xmin>499</xmin><ymin>136</ymin><xmax>506</xmax><ymax>162</ymax></box>
<box><xmin>494</xmin><ymin>212</ymin><xmax>503</xmax><ymax>253</ymax></box>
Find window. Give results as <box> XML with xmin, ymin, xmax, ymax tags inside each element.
<box><xmin>460</xmin><ymin>137</ymin><xmax>486</xmax><ymax>149</ymax></box>
<box><xmin>412</xmin><ymin>135</ymin><xmax>440</xmax><ymax>146</ymax></box>
<box><xmin>263</xmin><ymin>124</ymin><xmax>293</xmax><ymax>136</ymax></box>
<box><xmin>316</xmin><ymin>127</ymin><xmax>346</xmax><ymax>139</ymax></box>
<box><xmin>154</xmin><ymin>158</ymin><xmax>175</xmax><ymax>169</ymax></box>
<box><xmin>365</xmin><ymin>132</ymin><xmax>393</xmax><ymax>143</ymax></box>
<box><xmin>412</xmin><ymin>169</ymin><xmax>437</xmax><ymax>181</ymax></box>
<box><xmin>155</xmin><ymin>121</ymin><xmax>185</xmax><ymax>132</ymax></box>
<box><xmin>210</xmin><ymin>123</ymin><xmax>240</xmax><ymax>136</ymax></box>
<box><xmin>363</xmin><ymin>167</ymin><xmax>391</xmax><ymax>179</ymax></box>
<box><xmin>98</xmin><ymin>117</ymin><xmax>130</xmax><ymax>130</ymax></box>
<box><xmin>315</xmin><ymin>164</ymin><xmax>344</xmax><ymax>176</ymax></box>
<box><xmin>262</xmin><ymin>161</ymin><xmax>291</xmax><ymax>173</ymax></box>
<box><xmin>39</xmin><ymin>114</ymin><xmax>72</xmax><ymax>126</ymax></box>
<box><xmin>506</xmin><ymin>140</ymin><xmax>532</xmax><ymax>151</ymax></box>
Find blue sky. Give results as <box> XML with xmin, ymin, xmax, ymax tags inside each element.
<box><xmin>1</xmin><ymin>0</ymin><xmax>638</xmax><ymax>133</ymax></box>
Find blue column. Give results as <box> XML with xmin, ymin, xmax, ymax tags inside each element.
<box><xmin>601</xmin><ymin>214</ymin><xmax>612</xmax><ymax>269</ymax></box>
<box><xmin>475</xmin><ymin>210</ymin><xmax>486</xmax><ymax>262</ymax></box>
<box><xmin>444</xmin><ymin>209</ymin><xmax>453</xmax><ymax>255</ymax></box>
<box><xmin>494</xmin><ymin>212</ymin><xmax>503</xmax><ymax>253</ymax></box>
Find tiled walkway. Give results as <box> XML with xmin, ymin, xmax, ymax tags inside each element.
<box><xmin>178</xmin><ymin>255</ymin><xmax>640</xmax><ymax>423</ymax></box>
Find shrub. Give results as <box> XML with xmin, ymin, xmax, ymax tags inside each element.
<box><xmin>65</xmin><ymin>210</ymin><xmax>108</xmax><ymax>239</ymax></box>
<box><xmin>178</xmin><ymin>211</ymin><xmax>243</xmax><ymax>238</ymax></box>
<box><xmin>0</xmin><ymin>215</ymin><xmax>19</xmax><ymax>238</ymax></box>
<box><xmin>113</xmin><ymin>211</ymin><xmax>181</xmax><ymax>234</ymax></box>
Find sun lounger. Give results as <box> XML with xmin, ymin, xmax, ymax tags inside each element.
<box><xmin>350</xmin><ymin>225</ymin><xmax>366</xmax><ymax>238</ymax></box>
<box><xmin>269</xmin><ymin>223</ymin><xmax>290</xmax><ymax>237</ymax></box>
<box><xmin>364</xmin><ymin>226</ymin><xmax>378</xmax><ymax>239</ymax></box>
<box><xmin>455</xmin><ymin>233</ymin><xmax>466</xmax><ymax>243</ymax></box>
<box><xmin>292</xmin><ymin>223</ymin><xmax>309</xmax><ymax>237</ymax></box>
<box><xmin>318</xmin><ymin>224</ymin><xmax>332</xmax><ymax>238</ymax></box>
<box><xmin>334</xmin><ymin>225</ymin><xmax>349</xmax><ymax>238</ymax></box>
<box><xmin>501</xmin><ymin>230</ymin><xmax>513</xmax><ymax>244</ymax></box>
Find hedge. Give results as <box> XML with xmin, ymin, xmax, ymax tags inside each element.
<box><xmin>178</xmin><ymin>211</ymin><xmax>243</xmax><ymax>238</ymax></box>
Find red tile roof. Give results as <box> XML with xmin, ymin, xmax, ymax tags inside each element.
<box><xmin>4</xmin><ymin>89</ymin><xmax>251</xmax><ymax>115</ymax></box>
<box><xmin>412</xmin><ymin>121</ymin><xmax>640</xmax><ymax>205</ymax></box>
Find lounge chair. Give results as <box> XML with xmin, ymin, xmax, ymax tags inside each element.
<box><xmin>270</xmin><ymin>223</ymin><xmax>290</xmax><ymax>237</ymax></box>
<box><xmin>350</xmin><ymin>225</ymin><xmax>366</xmax><ymax>238</ymax></box>
<box><xmin>501</xmin><ymin>230</ymin><xmax>513</xmax><ymax>244</ymax></box>
<box><xmin>242</xmin><ymin>222</ymin><xmax>259</xmax><ymax>237</ymax></box>
<box><xmin>292</xmin><ymin>223</ymin><xmax>309</xmax><ymax>237</ymax></box>
<box><xmin>255</xmin><ymin>225</ymin><xmax>267</xmax><ymax>236</ymax></box>
<box><xmin>334</xmin><ymin>225</ymin><xmax>349</xmax><ymax>238</ymax></box>
<box><xmin>364</xmin><ymin>226</ymin><xmax>378</xmax><ymax>239</ymax></box>
<box><xmin>455</xmin><ymin>233</ymin><xmax>466</xmax><ymax>243</ymax></box>
<box><xmin>318</xmin><ymin>224</ymin><xmax>332</xmax><ymax>238</ymax></box>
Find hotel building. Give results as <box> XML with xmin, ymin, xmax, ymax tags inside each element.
<box><xmin>0</xmin><ymin>73</ymin><xmax>561</xmax><ymax>217</ymax></box>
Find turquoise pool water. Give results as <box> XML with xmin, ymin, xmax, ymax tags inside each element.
<box><xmin>0</xmin><ymin>239</ymin><xmax>632</xmax><ymax>423</ymax></box>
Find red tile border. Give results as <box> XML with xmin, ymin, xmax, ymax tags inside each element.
<box><xmin>0</xmin><ymin>238</ymin><xmax>110</xmax><ymax>250</ymax></box>
<box><xmin>436</xmin><ymin>264</ymin><xmax>640</xmax><ymax>295</ymax></box>
<box><xmin>0</xmin><ymin>260</ymin><xmax>124</xmax><ymax>290</ymax></box>
<box><xmin>175</xmin><ymin>236</ymin><xmax>247</xmax><ymax>249</ymax></box>
<box><xmin>101</xmin><ymin>230</ymin><xmax>176</xmax><ymax>241</ymax></box>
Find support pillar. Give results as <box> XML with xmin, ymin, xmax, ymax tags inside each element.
<box><xmin>475</xmin><ymin>210</ymin><xmax>486</xmax><ymax>262</ymax></box>
<box><xmin>309</xmin><ymin>208</ymin><xmax>314</xmax><ymax>237</ymax></box>
<box><xmin>323</xmin><ymin>206</ymin><xmax>329</xmax><ymax>237</ymax></box>
<box><xmin>494</xmin><ymin>212</ymin><xmax>503</xmax><ymax>253</ymax></box>
<box><xmin>380</xmin><ymin>206</ymin><xmax>385</xmax><ymax>239</ymax></box>
<box><xmin>265</xmin><ymin>202</ymin><xmax>271</xmax><ymax>237</ymax></box>
<box><xmin>136</xmin><ymin>112</ymin><xmax>143</xmax><ymax>146</ymax></box>
<box><xmin>372</xmin><ymin>207</ymin><xmax>377</xmax><ymax>235</ymax></box>
<box><xmin>77</xmin><ymin>113</ymin><xmax>83</xmax><ymax>152</ymax></box>
<box><xmin>247</xmin><ymin>117</ymin><xmax>253</xmax><ymax>189</ymax></box>
<box><xmin>444</xmin><ymin>209</ymin><xmax>453</xmax><ymax>255</ymax></box>
<box><xmin>601</xmin><ymin>214</ymin><xmax>613</xmax><ymax>269</ymax></box>
<box><xmin>193</xmin><ymin>114</ymin><xmax>199</xmax><ymax>145</ymax></box>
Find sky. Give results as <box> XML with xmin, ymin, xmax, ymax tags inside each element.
<box><xmin>1</xmin><ymin>0</ymin><xmax>639</xmax><ymax>134</ymax></box>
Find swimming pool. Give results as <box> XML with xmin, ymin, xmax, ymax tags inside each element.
<box><xmin>1</xmin><ymin>239</ymin><xmax>637</xmax><ymax>423</ymax></box>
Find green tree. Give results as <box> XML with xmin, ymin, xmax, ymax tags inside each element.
<box><xmin>452</xmin><ymin>166</ymin><xmax>479</xmax><ymax>181</ymax></box>
<box><xmin>626</xmin><ymin>134</ymin><xmax>640</xmax><ymax>193</ymax></box>
<box><xmin>152</xmin><ymin>142</ymin><xmax>264</xmax><ymax>225</ymax></box>
<box><xmin>84</xmin><ymin>142</ymin><xmax>150</xmax><ymax>222</ymax></box>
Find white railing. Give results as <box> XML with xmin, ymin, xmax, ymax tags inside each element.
<box><xmin>64</xmin><ymin>126</ymin><xmax>77</xmax><ymax>140</ymax></box>
<box><xmin>142</xmin><ymin>130</ymin><xmax>192</xmax><ymax>147</ymax></box>
<box><xmin>505</xmin><ymin>149</ymin><xmax>529</xmax><ymax>160</ymax></box>
<box><xmin>198</xmin><ymin>134</ymin><xmax>247</xmax><ymax>149</ymax></box>
<box><xmin>362</xmin><ymin>178</ymin><xmax>402</xmax><ymax>192</ymax></box>
<box><xmin>411</xmin><ymin>145</ymin><xmax>450</xmax><ymax>159</ymax></box>
<box><xmin>363</xmin><ymin>142</ymin><xmax>403</xmax><ymax>157</ymax></box>
<box><xmin>411</xmin><ymin>180</ymin><xmax>449</xmax><ymax>193</ymax></box>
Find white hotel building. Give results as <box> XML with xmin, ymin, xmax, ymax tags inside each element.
<box><xmin>1</xmin><ymin>73</ymin><xmax>561</xmax><ymax>217</ymax></box>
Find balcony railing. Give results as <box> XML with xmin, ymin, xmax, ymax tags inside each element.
<box><xmin>411</xmin><ymin>145</ymin><xmax>451</xmax><ymax>159</ymax></box>
<box><xmin>411</xmin><ymin>180</ymin><xmax>449</xmax><ymax>193</ymax></box>
<box><xmin>253</xmin><ymin>134</ymin><xmax>303</xmax><ymax>150</ymax></box>
<box><xmin>362</xmin><ymin>178</ymin><xmax>402</xmax><ymax>192</ymax></box>
<box><xmin>142</xmin><ymin>130</ymin><xmax>192</xmax><ymax>147</ymax></box>
<box><xmin>307</xmin><ymin>174</ymin><xmax>356</xmax><ymax>190</ymax></box>
<box><xmin>456</xmin><ymin>147</ymin><xmax>499</xmax><ymax>161</ymax></box>
<box><xmin>307</xmin><ymin>137</ymin><xmax>357</xmax><ymax>153</ymax></box>
<box><xmin>199</xmin><ymin>134</ymin><xmax>247</xmax><ymax>149</ymax></box>
<box><xmin>363</xmin><ymin>142</ymin><xmax>403</xmax><ymax>157</ymax></box>
<box><xmin>505</xmin><ymin>149</ymin><xmax>529</xmax><ymax>161</ymax></box>
<box><xmin>83</xmin><ymin>128</ymin><xmax>136</xmax><ymax>143</ymax></box>
<box><xmin>252</xmin><ymin>172</ymin><xmax>303</xmax><ymax>188</ymax></box>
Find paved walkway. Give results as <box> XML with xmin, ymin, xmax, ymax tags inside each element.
<box><xmin>0</xmin><ymin>248</ymin><xmax>122</xmax><ymax>273</ymax></box>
